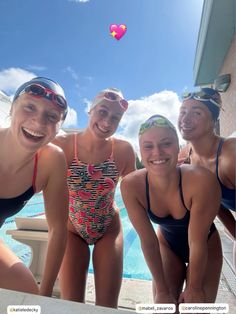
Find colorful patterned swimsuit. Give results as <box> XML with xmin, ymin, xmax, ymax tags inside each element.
<box><xmin>67</xmin><ymin>134</ymin><xmax>120</xmax><ymax>245</ymax></box>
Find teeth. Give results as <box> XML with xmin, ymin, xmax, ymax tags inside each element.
<box><xmin>97</xmin><ymin>125</ymin><xmax>109</xmax><ymax>133</ymax></box>
<box><xmin>23</xmin><ymin>127</ymin><xmax>44</xmax><ymax>137</ymax></box>
<box><xmin>182</xmin><ymin>127</ymin><xmax>193</xmax><ymax>131</ymax></box>
<box><xmin>152</xmin><ymin>160</ymin><xmax>166</xmax><ymax>164</ymax></box>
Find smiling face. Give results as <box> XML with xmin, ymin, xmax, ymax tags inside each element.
<box><xmin>139</xmin><ymin>127</ymin><xmax>179</xmax><ymax>175</ymax></box>
<box><xmin>88</xmin><ymin>100</ymin><xmax>123</xmax><ymax>138</ymax></box>
<box><xmin>178</xmin><ymin>99</ymin><xmax>215</xmax><ymax>141</ymax></box>
<box><xmin>10</xmin><ymin>94</ymin><xmax>63</xmax><ymax>152</ymax></box>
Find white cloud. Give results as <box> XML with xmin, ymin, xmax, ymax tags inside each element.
<box><xmin>117</xmin><ymin>90</ymin><xmax>183</xmax><ymax>153</ymax></box>
<box><xmin>65</xmin><ymin>66</ymin><xmax>79</xmax><ymax>80</ymax></box>
<box><xmin>27</xmin><ymin>65</ymin><xmax>47</xmax><ymax>71</ymax></box>
<box><xmin>63</xmin><ymin>107</ymin><xmax>78</xmax><ymax>127</ymax></box>
<box><xmin>69</xmin><ymin>0</ymin><xmax>90</xmax><ymax>3</ymax></box>
<box><xmin>0</xmin><ymin>68</ymin><xmax>36</xmax><ymax>95</ymax></box>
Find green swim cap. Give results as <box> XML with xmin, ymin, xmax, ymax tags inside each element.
<box><xmin>139</xmin><ymin>114</ymin><xmax>177</xmax><ymax>135</ymax></box>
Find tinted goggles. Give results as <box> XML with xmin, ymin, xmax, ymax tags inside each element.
<box><xmin>96</xmin><ymin>91</ymin><xmax>128</xmax><ymax>111</ymax></box>
<box><xmin>182</xmin><ymin>91</ymin><xmax>222</xmax><ymax>109</ymax></box>
<box><xmin>19</xmin><ymin>83</ymin><xmax>67</xmax><ymax>111</ymax></box>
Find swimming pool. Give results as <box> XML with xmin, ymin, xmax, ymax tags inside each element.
<box><xmin>0</xmin><ymin>189</ymin><xmax>152</xmax><ymax>280</ymax></box>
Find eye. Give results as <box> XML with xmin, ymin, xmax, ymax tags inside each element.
<box><xmin>23</xmin><ymin>104</ymin><xmax>35</xmax><ymax>112</ymax></box>
<box><xmin>111</xmin><ymin>115</ymin><xmax>120</xmax><ymax>123</ymax></box>
<box><xmin>46</xmin><ymin>113</ymin><xmax>61</xmax><ymax>123</ymax></box>
<box><xmin>161</xmin><ymin>142</ymin><xmax>171</xmax><ymax>147</ymax></box>
<box><xmin>143</xmin><ymin>144</ymin><xmax>153</xmax><ymax>150</ymax></box>
<box><xmin>98</xmin><ymin>109</ymin><xmax>108</xmax><ymax>117</ymax></box>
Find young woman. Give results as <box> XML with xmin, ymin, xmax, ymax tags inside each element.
<box><xmin>121</xmin><ymin>115</ymin><xmax>222</xmax><ymax>308</ymax></box>
<box><xmin>54</xmin><ymin>88</ymin><xmax>136</xmax><ymax>308</ymax></box>
<box><xmin>0</xmin><ymin>77</ymin><xmax>69</xmax><ymax>296</ymax></box>
<box><xmin>178</xmin><ymin>88</ymin><xmax>235</xmax><ymax>265</ymax></box>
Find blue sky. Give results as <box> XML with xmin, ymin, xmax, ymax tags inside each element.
<box><xmin>0</xmin><ymin>0</ymin><xmax>203</xmax><ymax>149</ymax></box>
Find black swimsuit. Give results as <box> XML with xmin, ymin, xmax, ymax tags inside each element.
<box><xmin>187</xmin><ymin>139</ymin><xmax>235</xmax><ymax>211</ymax></box>
<box><xmin>0</xmin><ymin>154</ymin><xmax>38</xmax><ymax>227</ymax></box>
<box><xmin>145</xmin><ymin>168</ymin><xmax>216</xmax><ymax>263</ymax></box>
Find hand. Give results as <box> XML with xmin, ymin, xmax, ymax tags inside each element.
<box><xmin>178</xmin><ymin>287</ymin><xmax>205</xmax><ymax>304</ymax></box>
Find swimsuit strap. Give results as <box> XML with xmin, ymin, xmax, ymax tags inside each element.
<box><xmin>73</xmin><ymin>133</ymin><xmax>115</xmax><ymax>162</ymax></box>
<box><xmin>215</xmin><ymin>138</ymin><xmax>224</xmax><ymax>180</ymax></box>
<box><xmin>32</xmin><ymin>153</ymin><xmax>38</xmax><ymax>192</ymax></box>
<box><xmin>146</xmin><ymin>168</ymin><xmax>188</xmax><ymax>211</ymax></box>
<box><xmin>74</xmin><ymin>133</ymin><xmax>78</xmax><ymax>159</ymax></box>
<box><xmin>109</xmin><ymin>137</ymin><xmax>115</xmax><ymax>161</ymax></box>
<box><xmin>178</xmin><ymin>167</ymin><xmax>188</xmax><ymax>210</ymax></box>
<box><xmin>145</xmin><ymin>172</ymin><xmax>151</xmax><ymax>211</ymax></box>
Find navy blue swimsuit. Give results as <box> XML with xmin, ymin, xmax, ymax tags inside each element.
<box><xmin>145</xmin><ymin>168</ymin><xmax>216</xmax><ymax>263</ymax></box>
<box><xmin>0</xmin><ymin>154</ymin><xmax>38</xmax><ymax>227</ymax></box>
<box><xmin>216</xmin><ymin>139</ymin><xmax>235</xmax><ymax>211</ymax></box>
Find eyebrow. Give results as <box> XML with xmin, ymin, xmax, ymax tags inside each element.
<box><xmin>142</xmin><ymin>137</ymin><xmax>173</xmax><ymax>143</ymax></box>
<box><xmin>180</xmin><ymin>105</ymin><xmax>205</xmax><ymax>111</ymax></box>
<box><xmin>99</xmin><ymin>104</ymin><xmax>122</xmax><ymax>116</ymax></box>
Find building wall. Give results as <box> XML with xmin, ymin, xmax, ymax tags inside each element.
<box><xmin>219</xmin><ymin>35</ymin><xmax>236</xmax><ymax>137</ymax></box>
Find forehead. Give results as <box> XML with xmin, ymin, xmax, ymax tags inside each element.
<box><xmin>95</xmin><ymin>101</ymin><xmax>123</xmax><ymax>115</ymax></box>
<box><xmin>180</xmin><ymin>99</ymin><xmax>210</xmax><ymax>113</ymax></box>
<box><xmin>15</xmin><ymin>94</ymin><xmax>62</xmax><ymax>114</ymax></box>
<box><xmin>140</xmin><ymin>126</ymin><xmax>177</xmax><ymax>142</ymax></box>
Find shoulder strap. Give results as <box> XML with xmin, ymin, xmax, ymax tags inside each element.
<box><xmin>32</xmin><ymin>153</ymin><xmax>38</xmax><ymax>192</ymax></box>
<box><xmin>109</xmin><ymin>137</ymin><xmax>115</xmax><ymax>160</ymax></box>
<box><xmin>74</xmin><ymin>133</ymin><xmax>78</xmax><ymax>159</ymax></box>
<box><xmin>145</xmin><ymin>173</ymin><xmax>151</xmax><ymax>210</ymax></box>
<box><xmin>178</xmin><ymin>167</ymin><xmax>188</xmax><ymax>210</ymax></box>
<box><xmin>215</xmin><ymin>138</ymin><xmax>224</xmax><ymax>179</ymax></box>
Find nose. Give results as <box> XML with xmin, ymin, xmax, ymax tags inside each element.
<box><xmin>102</xmin><ymin>115</ymin><xmax>113</xmax><ymax>126</ymax></box>
<box><xmin>180</xmin><ymin>111</ymin><xmax>193</xmax><ymax>124</ymax></box>
<box><xmin>33</xmin><ymin>112</ymin><xmax>47</xmax><ymax>126</ymax></box>
<box><xmin>153</xmin><ymin>145</ymin><xmax>164</xmax><ymax>156</ymax></box>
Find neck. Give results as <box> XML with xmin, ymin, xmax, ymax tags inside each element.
<box><xmin>1</xmin><ymin>128</ymin><xmax>35</xmax><ymax>171</ymax></box>
<box><xmin>82</xmin><ymin>128</ymin><xmax>111</xmax><ymax>150</ymax></box>
<box><xmin>148</xmin><ymin>167</ymin><xmax>179</xmax><ymax>191</ymax></box>
<box><xmin>190</xmin><ymin>133</ymin><xmax>220</xmax><ymax>159</ymax></box>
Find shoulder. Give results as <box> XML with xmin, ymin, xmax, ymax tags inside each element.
<box><xmin>38</xmin><ymin>143</ymin><xmax>67</xmax><ymax>169</ymax></box>
<box><xmin>53</xmin><ymin>132</ymin><xmax>75</xmax><ymax>150</ymax></box>
<box><xmin>221</xmin><ymin>137</ymin><xmax>236</xmax><ymax>156</ymax></box>
<box><xmin>181</xmin><ymin>164</ymin><xmax>219</xmax><ymax>190</ymax></box>
<box><xmin>113</xmin><ymin>137</ymin><xmax>134</xmax><ymax>152</ymax></box>
<box><xmin>121</xmin><ymin>168</ymin><xmax>146</xmax><ymax>190</ymax></box>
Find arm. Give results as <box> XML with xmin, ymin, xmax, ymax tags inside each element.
<box><xmin>121</xmin><ymin>174</ymin><xmax>175</xmax><ymax>303</ymax></box>
<box><xmin>182</xmin><ymin>168</ymin><xmax>221</xmax><ymax>303</ymax></box>
<box><xmin>39</xmin><ymin>146</ymin><xmax>69</xmax><ymax>296</ymax></box>
<box><xmin>119</xmin><ymin>141</ymin><xmax>136</xmax><ymax>177</ymax></box>
<box><xmin>217</xmin><ymin>138</ymin><xmax>236</xmax><ymax>238</ymax></box>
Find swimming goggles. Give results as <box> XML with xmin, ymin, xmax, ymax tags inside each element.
<box><xmin>96</xmin><ymin>91</ymin><xmax>128</xmax><ymax>111</ymax></box>
<box><xmin>19</xmin><ymin>83</ymin><xmax>68</xmax><ymax>111</ymax></box>
<box><xmin>182</xmin><ymin>91</ymin><xmax>222</xmax><ymax>109</ymax></box>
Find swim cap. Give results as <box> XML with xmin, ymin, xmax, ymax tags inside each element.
<box><xmin>182</xmin><ymin>88</ymin><xmax>222</xmax><ymax>121</ymax></box>
<box><xmin>13</xmin><ymin>77</ymin><xmax>68</xmax><ymax>119</ymax></box>
<box><xmin>139</xmin><ymin>114</ymin><xmax>177</xmax><ymax>136</ymax></box>
<box><xmin>90</xmin><ymin>87</ymin><xmax>128</xmax><ymax>112</ymax></box>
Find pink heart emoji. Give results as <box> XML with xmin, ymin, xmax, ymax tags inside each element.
<box><xmin>110</xmin><ymin>24</ymin><xmax>127</xmax><ymax>40</ymax></box>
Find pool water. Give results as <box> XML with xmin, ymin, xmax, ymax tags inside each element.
<box><xmin>0</xmin><ymin>189</ymin><xmax>152</xmax><ymax>280</ymax></box>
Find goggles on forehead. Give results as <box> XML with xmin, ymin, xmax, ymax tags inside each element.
<box><xmin>19</xmin><ymin>83</ymin><xmax>68</xmax><ymax>112</ymax></box>
<box><xmin>182</xmin><ymin>91</ymin><xmax>222</xmax><ymax>109</ymax></box>
<box><xmin>139</xmin><ymin>115</ymin><xmax>177</xmax><ymax>135</ymax></box>
<box><xmin>96</xmin><ymin>91</ymin><xmax>128</xmax><ymax>111</ymax></box>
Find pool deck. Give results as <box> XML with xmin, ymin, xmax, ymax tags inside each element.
<box><xmin>1</xmin><ymin>219</ymin><xmax>235</xmax><ymax>313</ymax></box>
